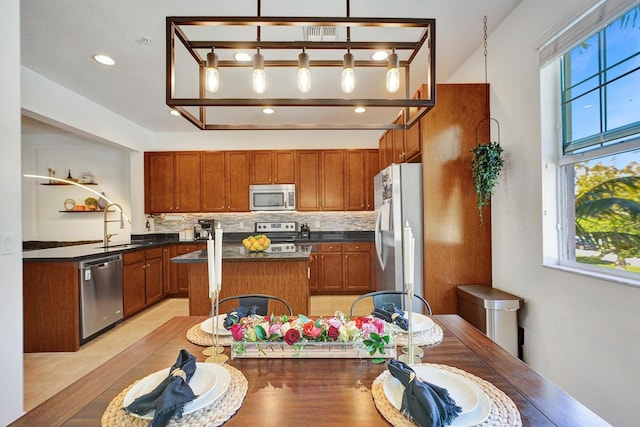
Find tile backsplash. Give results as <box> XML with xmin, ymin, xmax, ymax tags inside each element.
<box><xmin>151</xmin><ymin>211</ymin><xmax>375</xmax><ymax>233</ymax></box>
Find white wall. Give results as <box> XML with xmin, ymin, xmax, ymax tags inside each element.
<box><xmin>22</xmin><ymin>134</ymin><xmax>132</xmax><ymax>242</ymax></box>
<box><xmin>1</xmin><ymin>0</ymin><xmax>24</xmax><ymax>423</ymax></box>
<box><xmin>449</xmin><ymin>1</ymin><xmax>640</xmax><ymax>425</ymax></box>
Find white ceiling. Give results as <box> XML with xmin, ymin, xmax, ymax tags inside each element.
<box><xmin>20</xmin><ymin>0</ymin><xmax>521</xmax><ymax>134</ymax></box>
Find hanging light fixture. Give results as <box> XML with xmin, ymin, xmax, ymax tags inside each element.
<box><xmin>205</xmin><ymin>48</ymin><xmax>219</xmax><ymax>93</ymax></box>
<box><xmin>297</xmin><ymin>48</ymin><xmax>311</xmax><ymax>93</ymax></box>
<box><xmin>341</xmin><ymin>50</ymin><xmax>355</xmax><ymax>94</ymax></box>
<box><xmin>252</xmin><ymin>48</ymin><xmax>266</xmax><ymax>94</ymax></box>
<box><xmin>386</xmin><ymin>49</ymin><xmax>400</xmax><ymax>93</ymax></box>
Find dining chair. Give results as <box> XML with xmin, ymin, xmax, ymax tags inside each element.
<box><xmin>349</xmin><ymin>290</ymin><xmax>433</xmax><ymax>317</ymax></box>
<box><xmin>216</xmin><ymin>293</ymin><xmax>294</xmax><ymax>316</ymax></box>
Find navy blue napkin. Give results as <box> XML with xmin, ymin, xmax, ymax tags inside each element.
<box><xmin>372</xmin><ymin>303</ymin><xmax>408</xmax><ymax>330</ymax></box>
<box><xmin>223</xmin><ymin>305</ymin><xmax>260</xmax><ymax>329</ymax></box>
<box><xmin>388</xmin><ymin>359</ymin><xmax>462</xmax><ymax>427</ymax></box>
<box><xmin>125</xmin><ymin>349</ymin><xmax>197</xmax><ymax>427</ymax></box>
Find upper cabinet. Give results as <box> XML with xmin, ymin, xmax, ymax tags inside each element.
<box><xmin>345</xmin><ymin>149</ymin><xmax>378</xmax><ymax>210</ymax></box>
<box><xmin>144</xmin><ymin>152</ymin><xmax>201</xmax><ymax>213</ymax></box>
<box><xmin>226</xmin><ymin>151</ymin><xmax>251</xmax><ymax>211</ymax></box>
<box><xmin>296</xmin><ymin>150</ymin><xmax>344</xmax><ymax>211</ymax></box>
<box><xmin>251</xmin><ymin>150</ymin><xmax>295</xmax><ymax>184</ymax></box>
<box><xmin>145</xmin><ymin>148</ymin><xmax>378</xmax><ymax>214</ymax></box>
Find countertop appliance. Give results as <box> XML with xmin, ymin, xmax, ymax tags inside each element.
<box><xmin>374</xmin><ymin>163</ymin><xmax>424</xmax><ymax>298</ymax></box>
<box><xmin>250</xmin><ymin>184</ymin><xmax>296</xmax><ymax>211</ymax></box>
<box><xmin>79</xmin><ymin>254</ymin><xmax>123</xmax><ymax>342</ymax></box>
<box><xmin>196</xmin><ymin>218</ymin><xmax>216</xmax><ymax>240</ymax></box>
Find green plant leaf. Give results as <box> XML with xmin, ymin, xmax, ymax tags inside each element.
<box><xmin>255</xmin><ymin>325</ymin><xmax>266</xmax><ymax>340</ymax></box>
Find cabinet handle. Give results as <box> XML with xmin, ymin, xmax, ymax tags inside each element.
<box><xmin>142</xmin><ymin>264</ymin><xmax>146</xmax><ymax>269</ymax></box>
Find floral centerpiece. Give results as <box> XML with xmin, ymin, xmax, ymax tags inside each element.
<box><xmin>228</xmin><ymin>312</ymin><xmax>396</xmax><ymax>361</ymax></box>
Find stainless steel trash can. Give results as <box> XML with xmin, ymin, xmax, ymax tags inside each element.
<box><xmin>456</xmin><ymin>285</ymin><xmax>523</xmax><ymax>357</ymax></box>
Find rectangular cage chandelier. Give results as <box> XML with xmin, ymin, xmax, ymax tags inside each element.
<box><xmin>166</xmin><ymin>0</ymin><xmax>436</xmax><ymax>130</ymax></box>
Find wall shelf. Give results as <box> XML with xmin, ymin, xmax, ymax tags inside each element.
<box><xmin>42</xmin><ymin>182</ymin><xmax>98</xmax><ymax>185</ymax></box>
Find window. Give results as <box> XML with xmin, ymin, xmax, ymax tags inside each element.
<box><xmin>559</xmin><ymin>5</ymin><xmax>640</xmax><ymax>281</ymax></box>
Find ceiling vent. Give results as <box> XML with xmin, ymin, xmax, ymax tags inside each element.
<box><xmin>304</xmin><ymin>26</ymin><xmax>339</xmax><ymax>41</ymax></box>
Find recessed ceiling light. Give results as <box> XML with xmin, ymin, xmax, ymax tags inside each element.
<box><xmin>93</xmin><ymin>54</ymin><xmax>115</xmax><ymax>66</ymax></box>
<box><xmin>262</xmin><ymin>107</ymin><xmax>275</xmax><ymax>114</ymax></box>
<box><xmin>354</xmin><ymin>106</ymin><xmax>367</xmax><ymax>113</ymax></box>
<box><xmin>371</xmin><ymin>50</ymin><xmax>389</xmax><ymax>61</ymax></box>
<box><xmin>234</xmin><ymin>52</ymin><xmax>252</xmax><ymax>62</ymax></box>
<box><xmin>169</xmin><ymin>109</ymin><xmax>181</xmax><ymax>116</ymax></box>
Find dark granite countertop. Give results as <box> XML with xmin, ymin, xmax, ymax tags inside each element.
<box><xmin>171</xmin><ymin>244</ymin><xmax>312</xmax><ymax>263</ymax></box>
<box><xmin>22</xmin><ymin>230</ymin><xmax>371</xmax><ymax>262</ymax></box>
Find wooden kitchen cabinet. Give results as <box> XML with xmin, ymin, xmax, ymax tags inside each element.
<box><xmin>201</xmin><ymin>151</ymin><xmax>250</xmax><ymax>212</ymax></box>
<box><xmin>345</xmin><ymin>149</ymin><xmax>379</xmax><ymax>210</ymax></box>
<box><xmin>296</xmin><ymin>150</ymin><xmax>344</xmax><ymax>211</ymax></box>
<box><xmin>379</xmin><ymin>130</ymin><xmax>393</xmax><ymax>170</ymax></box>
<box><xmin>316</xmin><ymin>243</ymin><xmax>343</xmax><ymax>293</ymax></box>
<box><xmin>310</xmin><ymin>242</ymin><xmax>375</xmax><ymax>295</ymax></box>
<box><xmin>123</xmin><ymin>247</ymin><xmax>164</xmax><ymax>318</ymax></box>
<box><xmin>251</xmin><ymin>150</ymin><xmax>295</xmax><ymax>184</ymax></box>
<box><xmin>342</xmin><ymin>242</ymin><xmax>373</xmax><ymax>293</ymax></box>
<box><xmin>226</xmin><ymin>151</ymin><xmax>251</xmax><ymax>211</ymax></box>
<box><xmin>144</xmin><ymin>152</ymin><xmax>201</xmax><ymax>213</ymax></box>
<box><xmin>391</xmin><ymin>113</ymin><xmax>405</xmax><ymax>164</ymax></box>
<box><xmin>169</xmin><ymin>243</ymin><xmax>205</xmax><ymax>295</ymax></box>
<box><xmin>403</xmin><ymin>84</ymin><xmax>427</xmax><ymax>162</ymax></box>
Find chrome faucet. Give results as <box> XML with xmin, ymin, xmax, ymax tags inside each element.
<box><xmin>104</xmin><ymin>203</ymin><xmax>125</xmax><ymax>247</ymax></box>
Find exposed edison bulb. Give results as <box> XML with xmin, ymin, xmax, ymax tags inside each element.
<box><xmin>297</xmin><ymin>51</ymin><xmax>311</xmax><ymax>93</ymax></box>
<box><xmin>341</xmin><ymin>52</ymin><xmax>355</xmax><ymax>94</ymax></box>
<box><xmin>386</xmin><ymin>52</ymin><xmax>400</xmax><ymax>93</ymax></box>
<box><xmin>205</xmin><ymin>51</ymin><xmax>219</xmax><ymax>93</ymax></box>
<box><xmin>252</xmin><ymin>51</ymin><xmax>266</xmax><ymax>94</ymax></box>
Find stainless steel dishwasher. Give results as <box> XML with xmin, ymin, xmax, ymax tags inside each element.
<box><xmin>79</xmin><ymin>254</ymin><xmax>123</xmax><ymax>342</ymax></box>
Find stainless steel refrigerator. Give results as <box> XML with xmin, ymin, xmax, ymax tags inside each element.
<box><xmin>374</xmin><ymin>163</ymin><xmax>423</xmax><ymax>298</ymax></box>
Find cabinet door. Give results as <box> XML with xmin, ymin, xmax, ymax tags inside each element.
<box><xmin>173</xmin><ymin>244</ymin><xmax>204</xmax><ymax>294</ymax></box>
<box><xmin>365</xmin><ymin>149</ymin><xmax>380</xmax><ymax>210</ymax></box>
<box><xmin>392</xmin><ymin>114</ymin><xmax>405</xmax><ymax>164</ymax></box>
<box><xmin>296</xmin><ymin>151</ymin><xmax>320</xmax><ymax>211</ymax></box>
<box><xmin>250</xmin><ymin>151</ymin><xmax>273</xmax><ymax>184</ymax></box>
<box><xmin>273</xmin><ymin>150</ymin><xmax>295</xmax><ymax>183</ymax></box>
<box><xmin>174</xmin><ymin>152</ymin><xmax>201</xmax><ymax>212</ymax></box>
<box><xmin>201</xmin><ymin>151</ymin><xmax>226</xmax><ymax>212</ymax></box>
<box><xmin>162</xmin><ymin>246</ymin><xmax>170</xmax><ymax>294</ymax></box>
<box><xmin>226</xmin><ymin>151</ymin><xmax>250</xmax><ymax>211</ymax></box>
<box><xmin>123</xmin><ymin>259</ymin><xmax>146</xmax><ymax>317</ymax></box>
<box><xmin>343</xmin><ymin>243</ymin><xmax>373</xmax><ymax>293</ymax></box>
<box><xmin>308</xmin><ymin>253</ymin><xmax>319</xmax><ymax>293</ymax></box>
<box><xmin>320</xmin><ymin>150</ymin><xmax>344</xmax><ymax>210</ymax></box>
<box><xmin>344</xmin><ymin>150</ymin><xmax>366</xmax><ymax>210</ymax></box>
<box><xmin>317</xmin><ymin>243</ymin><xmax>343</xmax><ymax>293</ymax></box>
<box><xmin>144</xmin><ymin>248</ymin><xmax>164</xmax><ymax>305</ymax></box>
<box><xmin>145</xmin><ymin>152</ymin><xmax>174</xmax><ymax>213</ymax></box>
<box><xmin>380</xmin><ymin>131</ymin><xmax>393</xmax><ymax>169</ymax></box>
<box><xmin>404</xmin><ymin>84</ymin><xmax>426</xmax><ymax>162</ymax></box>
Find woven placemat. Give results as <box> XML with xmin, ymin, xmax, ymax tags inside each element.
<box><xmin>101</xmin><ymin>364</ymin><xmax>248</xmax><ymax>427</ymax></box>
<box><xmin>372</xmin><ymin>363</ymin><xmax>522</xmax><ymax>427</ymax></box>
<box><xmin>392</xmin><ymin>323</ymin><xmax>444</xmax><ymax>347</ymax></box>
<box><xmin>186</xmin><ymin>324</ymin><xmax>233</xmax><ymax>347</ymax></box>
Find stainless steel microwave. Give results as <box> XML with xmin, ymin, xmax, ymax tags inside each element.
<box><xmin>249</xmin><ymin>184</ymin><xmax>296</xmax><ymax>211</ymax></box>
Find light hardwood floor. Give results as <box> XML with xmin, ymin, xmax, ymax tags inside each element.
<box><xmin>23</xmin><ymin>295</ymin><xmax>371</xmax><ymax>412</ymax></box>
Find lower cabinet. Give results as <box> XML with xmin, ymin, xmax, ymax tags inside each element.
<box><xmin>169</xmin><ymin>243</ymin><xmax>206</xmax><ymax>295</ymax></box>
<box><xmin>123</xmin><ymin>246</ymin><xmax>165</xmax><ymax>318</ymax></box>
<box><xmin>310</xmin><ymin>242</ymin><xmax>374</xmax><ymax>295</ymax></box>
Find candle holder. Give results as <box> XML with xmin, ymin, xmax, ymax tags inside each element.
<box><xmin>399</xmin><ymin>289</ymin><xmax>422</xmax><ymax>363</ymax></box>
<box><xmin>204</xmin><ymin>289</ymin><xmax>228</xmax><ymax>364</ymax></box>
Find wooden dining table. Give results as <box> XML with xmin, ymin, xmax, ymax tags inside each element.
<box><xmin>11</xmin><ymin>315</ymin><xmax>609</xmax><ymax>426</ymax></box>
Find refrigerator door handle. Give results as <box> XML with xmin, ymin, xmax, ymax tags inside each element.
<box><xmin>374</xmin><ymin>208</ymin><xmax>384</xmax><ymax>269</ymax></box>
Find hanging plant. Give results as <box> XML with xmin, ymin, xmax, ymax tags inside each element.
<box><xmin>470</xmin><ymin>141</ymin><xmax>504</xmax><ymax>223</ymax></box>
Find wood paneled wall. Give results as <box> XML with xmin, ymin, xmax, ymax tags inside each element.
<box><xmin>421</xmin><ymin>84</ymin><xmax>493</xmax><ymax>314</ymax></box>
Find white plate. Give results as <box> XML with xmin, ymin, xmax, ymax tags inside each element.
<box><xmin>383</xmin><ymin>365</ymin><xmax>491</xmax><ymax>426</ymax></box>
<box><xmin>123</xmin><ymin>362</ymin><xmax>231</xmax><ymax>420</ymax></box>
<box><xmin>384</xmin><ymin>312</ymin><xmax>434</xmax><ymax>333</ymax></box>
<box><xmin>200</xmin><ymin>314</ymin><xmax>231</xmax><ymax>336</ymax></box>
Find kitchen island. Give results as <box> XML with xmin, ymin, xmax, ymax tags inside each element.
<box><xmin>171</xmin><ymin>244</ymin><xmax>313</xmax><ymax>316</ymax></box>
